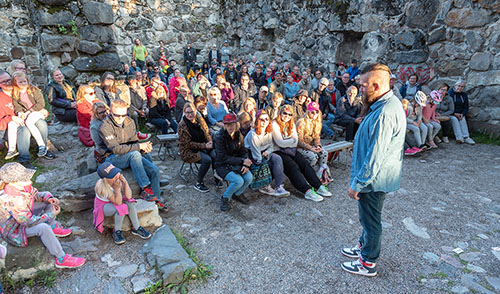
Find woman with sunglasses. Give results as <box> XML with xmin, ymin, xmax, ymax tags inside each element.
<box><xmin>90</xmin><ymin>102</ymin><xmax>110</xmax><ymax>163</ymax></box>
<box><xmin>76</xmin><ymin>85</ymin><xmax>99</xmax><ymax>146</ymax></box>
<box><xmin>46</xmin><ymin>69</ymin><xmax>77</xmax><ymax>122</ymax></box>
<box><xmin>272</xmin><ymin>105</ymin><xmax>332</xmax><ymax>202</ymax></box>
<box><xmin>296</xmin><ymin>102</ymin><xmax>331</xmax><ymax>184</ymax></box>
<box><xmin>244</xmin><ymin>110</ymin><xmax>290</xmax><ymax>197</ymax></box>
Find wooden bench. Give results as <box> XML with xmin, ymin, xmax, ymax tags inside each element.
<box><xmin>323</xmin><ymin>141</ymin><xmax>353</xmax><ymax>166</ymax></box>
<box><xmin>156</xmin><ymin>134</ymin><xmax>178</xmax><ymax>160</ymax></box>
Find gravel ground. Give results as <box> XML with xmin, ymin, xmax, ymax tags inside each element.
<box><xmin>17</xmin><ymin>141</ymin><xmax>500</xmax><ymax>294</ymax></box>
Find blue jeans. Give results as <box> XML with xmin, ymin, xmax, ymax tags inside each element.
<box><xmin>106</xmin><ymin>151</ymin><xmax>160</xmax><ymax>198</ymax></box>
<box><xmin>17</xmin><ymin>119</ymin><xmax>48</xmax><ymax>163</ymax></box>
<box><xmin>222</xmin><ymin>171</ymin><xmax>253</xmax><ymax>199</ymax></box>
<box><xmin>358</xmin><ymin>191</ymin><xmax>387</xmax><ymax>263</ymax></box>
<box><xmin>321</xmin><ymin>113</ymin><xmax>335</xmax><ymax>137</ymax></box>
<box><xmin>150</xmin><ymin>118</ymin><xmax>178</xmax><ymax>134</ymax></box>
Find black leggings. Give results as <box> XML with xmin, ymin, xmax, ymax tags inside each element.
<box><xmin>274</xmin><ymin>150</ymin><xmax>322</xmax><ymax>193</ymax></box>
<box><xmin>440</xmin><ymin>120</ymin><xmax>452</xmax><ymax>137</ymax></box>
<box><xmin>196</xmin><ymin>149</ymin><xmax>216</xmax><ymax>183</ymax></box>
<box><xmin>56</xmin><ymin>108</ymin><xmax>77</xmax><ymax>123</ymax></box>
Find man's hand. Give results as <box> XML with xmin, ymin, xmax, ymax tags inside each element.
<box><xmin>348</xmin><ymin>187</ymin><xmax>359</xmax><ymax>200</ymax></box>
<box><xmin>40</xmin><ymin>109</ymin><xmax>49</xmax><ymax>119</ymax></box>
<box><xmin>139</xmin><ymin>141</ymin><xmax>153</xmax><ymax>153</ymax></box>
<box><xmin>47</xmin><ymin>198</ymin><xmax>60</xmax><ymax>206</ymax></box>
<box><xmin>354</xmin><ymin>117</ymin><xmax>363</xmax><ymax>124</ymax></box>
<box><xmin>205</xmin><ymin>141</ymin><xmax>213</xmax><ymax>149</ymax></box>
<box><xmin>262</xmin><ymin>151</ymin><xmax>268</xmax><ymax>158</ymax></box>
<box><xmin>243</xmin><ymin>158</ymin><xmax>252</xmax><ymax>167</ymax></box>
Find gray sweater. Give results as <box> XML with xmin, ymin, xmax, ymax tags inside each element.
<box><xmin>435</xmin><ymin>95</ymin><xmax>454</xmax><ymax>116</ymax></box>
<box><xmin>244</xmin><ymin>129</ymin><xmax>274</xmax><ymax>163</ymax></box>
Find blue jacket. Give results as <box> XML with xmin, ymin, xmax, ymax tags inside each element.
<box><xmin>346</xmin><ymin>66</ymin><xmax>360</xmax><ymax>80</ymax></box>
<box><xmin>284</xmin><ymin>82</ymin><xmax>300</xmax><ymax>100</ymax></box>
<box><xmin>448</xmin><ymin>88</ymin><xmax>469</xmax><ymax>115</ymax></box>
<box><xmin>350</xmin><ymin>90</ymin><xmax>406</xmax><ymax>193</ymax></box>
<box><xmin>399</xmin><ymin>82</ymin><xmax>421</xmax><ymax>100</ymax></box>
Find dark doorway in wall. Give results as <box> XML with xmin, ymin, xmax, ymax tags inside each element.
<box><xmin>261</xmin><ymin>28</ymin><xmax>276</xmax><ymax>50</ymax></box>
<box><xmin>335</xmin><ymin>31</ymin><xmax>364</xmax><ymax>64</ymax></box>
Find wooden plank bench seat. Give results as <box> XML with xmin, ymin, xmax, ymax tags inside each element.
<box><xmin>156</xmin><ymin>134</ymin><xmax>179</xmax><ymax>160</ymax></box>
<box><xmin>323</xmin><ymin>141</ymin><xmax>353</xmax><ymax>166</ymax></box>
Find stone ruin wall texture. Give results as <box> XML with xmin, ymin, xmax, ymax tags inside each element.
<box><xmin>0</xmin><ymin>0</ymin><xmax>498</xmax><ymax>135</ymax></box>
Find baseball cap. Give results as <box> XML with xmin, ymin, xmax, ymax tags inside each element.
<box><xmin>260</xmin><ymin>86</ymin><xmax>269</xmax><ymax>92</ymax></box>
<box><xmin>0</xmin><ymin>162</ymin><xmax>36</xmax><ymax>183</ymax></box>
<box><xmin>295</xmin><ymin>89</ymin><xmax>308</xmax><ymax>97</ymax></box>
<box><xmin>97</xmin><ymin>162</ymin><xmax>121</xmax><ymax>179</ymax></box>
<box><xmin>307</xmin><ymin>101</ymin><xmax>320</xmax><ymax>112</ymax></box>
<box><xmin>223</xmin><ymin>113</ymin><xmax>238</xmax><ymax>124</ymax></box>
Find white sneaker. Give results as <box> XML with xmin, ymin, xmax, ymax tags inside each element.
<box><xmin>304</xmin><ymin>189</ymin><xmax>324</xmax><ymax>202</ymax></box>
<box><xmin>315</xmin><ymin>185</ymin><xmax>332</xmax><ymax>197</ymax></box>
<box><xmin>274</xmin><ymin>185</ymin><xmax>290</xmax><ymax>197</ymax></box>
<box><xmin>456</xmin><ymin>138</ymin><xmax>464</xmax><ymax>144</ymax></box>
<box><xmin>434</xmin><ymin>136</ymin><xmax>442</xmax><ymax>144</ymax></box>
<box><xmin>258</xmin><ymin>185</ymin><xmax>276</xmax><ymax>196</ymax></box>
<box><xmin>464</xmin><ymin>137</ymin><xmax>475</xmax><ymax>145</ymax></box>
<box><xmin>442</xmin><ymin>136</ymin><xmax>449</xmax><ymax>143</ymax></box>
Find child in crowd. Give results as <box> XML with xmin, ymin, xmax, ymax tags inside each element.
<box><xmin>422</xmin><ymin>91</ymin><xmax>442</xmax><ymax>148</ymax></box>
<box><xmin>93</xmin><ymin>162</ymin><xmax>152</xmax><ymax>245</ymax></box>
<box><xmin>404</xmin><ymin>91</ymin><xmax>428</xmax><ymax>155</ymax></box>
<box><xmin>0</xmin><ymin>162</ymin><xmax>85</xmax><ymax>268</ymax></box>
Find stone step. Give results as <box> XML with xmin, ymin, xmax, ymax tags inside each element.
<box><xmin>103</xmin><ymin>199</ymin><xmax>163</xmax><ymax>231</ymax></box>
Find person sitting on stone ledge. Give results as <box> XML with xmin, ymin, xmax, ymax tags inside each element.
<box><xmin>269</xmin><ymin>71</ymin><xmax>285</xmax><ymax>98</ymax></box>
<box><xmin>95</xmin><ymin>72</ymin><xmax>125</xmax><ymax>107</ymax></box>
<box><xmin>448</xmin><ymin>80</ymin><xmax>475</xmax><ymax>145</ymax></box>
<box><xmin>148</xmin><ymin>79</ymin><xmax>177</xmax><ymax>134</ymax></box>
<box><xmin>6</xmin><ymin>59</ymin><xmax>26</xmax><ymax>76</ymax></box>
<box><xmin>93</xmin><ymin>162</ymin><xmax>152</xmax><ymax>245</ymax></box>
<box><xmin>233</xmin><ymin>73</ymin><xmax>255</xmax><ymax>112</ymax></box>
<box><xmin>237</xmin><ymin>64</ymin><xmax>249</xmax><ymax>83</ymax></box>
<box><xmin>334</xmin><ymin>85</ymin><xmax>363</xmax><ymax>142</ymax></box>
<box><xmin>192</xmin><ymin>73</ymin><xmax>211</xmax><ymax>100</ymax></box>
<box><xmin>251</xmin><ymin>65</ymin><xmax>267</xmax><ymax>92</ymax></box>
<box><xmin>90</xmin><ymin>102</ymin><xmax>109</xmax><ymax>164</ymax></box>
<box><xmin>292</xmin><ymin>89</ymin><xmax>308</xmax><ymax>123</ymax></box>
<box><xmin>215</xmin><ymin>75</ymin><xmax>234</xmax><ymax>109</ymax></box>
<box><xmin>335</xmin><ymin>72</ymin><xmax>353</xmax><ymax>98</ymax></box>
<box><xmin>265</xmin><ymin>92</ymin><xmax>284</xmax><ymax>121</ymax></box>
<box><xmin>76</xmin><ymin>85</ymin><xmax>99</xmax><ymax>147</ymax></box>
<box><xmin>207</xmin><ymin>87</ymin><xmax>229</xmax><ymax>129</ymax></box>
<box><xmin>214</xmin><ymin>114</ymin><xmax>253</xmax><ymax>211</ymax></box>
<box><xmin>399</xmin><ymin>73</ymin><xmax>421</xmax><ymax>101</ymax></box>
<box><xmin>311</xmin><ymin>70</ymin><xmax>323</xmax><ymax>91</ymax></box>
<box><xmin>0</xmin><ymin>72</ymin><xmax>23</xmax><ymax>160</ymax></box>
<box><xmin>168</xmin><ymin>69</ymin><xmax>187</xmax><ymax>108</ymax></box>
<box><xmin>311</xmin><ymin>77</ymin><xmax>335</xmax><ymax>140</ymax></box>
<box><xmin>345</xmin><ymin>59</ymin><xmax>360</xmax><ymax>83</ymax></box>
<box><xmin>174</xmin><ymin>85</ymin><xmax>194</xmax><ymax>123</ymax></box>
<box><xmin>128</xmin><ymin>74</ymin><xmax>148</xmax><ymax>128</ymax></box>
<box><xmin>254</xmin><ymin>85</ymin><xmax>270</xmax><ymax>110</ymax></box>
<box><xmin>46</xmin><ymin>69</ymin><xmax>77</xmax><ymax>123</ymax></box>
<box><xmin>99</xmin><ymin>99</ymin><xmax>165</xmax><ymax>205</ymax></box>
<box><xmin>11</xmin><ymin>71</ymin><xmax>55</xmax><ymax>160</ymax></box>
<box><xmin>434</xmin><ymin>83</ymin><xmax>453</xmax><ymax>144</ymax></box>
<box><xmin>130</xmin><ymin>60</ymin><xmax>141</xmax><ymax>74</ymax></box>
<box><xmin>0</xmin><ymin>162</ymin><xmax>86</xmax><ymax>269</ymax></box>
<box><xmin>299</xmin><ymin>69</ymin><xmax>312</xmax><ymax>92</ymax></box>
<box><xmin>284</xmin><ymin>73</ymin><xmax>300</xmax><ymax>102</ymax></box>
<box><xmin>238</xmin><ymin>97</ymin><xmax>257</xmax><ymax>125</ymax></box>
<box><xmin>390</xmin><ymin>74</ymin><xmax>403</xmax><ymax>100</ymax></box>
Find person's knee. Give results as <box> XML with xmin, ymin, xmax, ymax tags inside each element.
<box><xmin>37</xmin><ymin>223</ymin><xmax>53</xmax><ymax>237</ymax></box>
<box><xmin>230</xmin><ymin>175</ymin><xmax>244</xmax><ymax>187</ymax></box>
<box><xmin>130</xmin><ymin>150</ymin><xmax>142</xmax><ymax>161</ymax></box>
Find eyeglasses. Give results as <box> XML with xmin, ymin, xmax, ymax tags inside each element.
<box><xmin>185</xmin><ymin>111</ymin><xmax>194</xmax><ymax>115</ymax></box>
<box><xmin>112</xmin><ymin>112</ymin><xmax>127</xmax><ymax>118</ymax></box>
<box><xmin>97</xmin><ymin>110</ymin><xmax>107</xmax><ymax>115</ymax></box>
<box><xmin>282</xmin><ymin>112</ymin><xmax>292</xmax><ymax>117</ymax></box>
<box><xmin>259</xmin><ymin>117</ymin><xmax>269</xmax><ymax>122</ymax></box>
<box><xmin>15</xmin><ymin>66</ymin><xmax>26</xmax><ymax>70</ymax></box>
<box><xmin>0</xmin><ymin>79</ymin><xmax>11</xmax><ymax>85</ymax></box>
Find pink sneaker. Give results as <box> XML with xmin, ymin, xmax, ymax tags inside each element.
<box><xmin>52</xmin><ymin>224</ymin><xmax>72</xmax><ymax>237</ymax></box>
<box><xmin>427</xmin><ymin>141</ymin><xmax>438</xmax><ymax>148</ymax></box>
<box><xmin>412</xmin><ymin>147</ymin><xmax>422</xmax><ymax>153</ymax></box>
<box><xmin>55</xmin><ymin>254</ymin><xmax>86</xmax><ymax>269</ymax></box>
<box><xmin>404</xmin><ymin>148</ymin><xmax>417</xmax><ymax>156</ymax></box>
<box><xmin>137</xmin><ymin>132</ymin><xmax>151</xmax><ymax>142</ymax></box>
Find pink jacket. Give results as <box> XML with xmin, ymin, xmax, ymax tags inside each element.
<box><xmin>422</xmin><ymin>103</ymin><xmax>438</xmax><ymax>122</ymax></box>
<box><xmin>93</xmin><ymin>195</ymin><xmax>136</xmax><ymax>233</ymax></box>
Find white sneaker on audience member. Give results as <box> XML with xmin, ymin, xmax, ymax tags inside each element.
<box><xmin>464</xmin><ymin>137</ymin><xmax>475</xmax><ymax>145</ymax></box>
<box><xmin>258</xmin><ymin>185</ymin><xmax>276</xmax><ymax>196</ymax></box>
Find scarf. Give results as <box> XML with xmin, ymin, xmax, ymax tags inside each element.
<box><xmin>183</xmin><ymin>116</ymin><xmax>206</xmax><ymax>144</ymax></box>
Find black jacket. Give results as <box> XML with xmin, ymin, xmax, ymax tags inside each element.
<box><xmin>207</xmin><ymin>50</ymin><xmax>221</xmax><ymax>64</ymax></box>
<box><xmin>214</xmin><ymin>128</ymin><xmax>248</xmax><ymax>179</ymax></box>
<box><xmin>149</xmin><ymin>96</ymin><xmax>172</xmax><ymax>121</ymax></box>
<box><xmin>251</xmin><ymin>72</ymin><xmax>267</xmax><ymax>90</ymax></box>
<box><xmin>46</xmin><ymin>80</ymin><xmax>76</xmax><ymax>116</ymax></box>
<box><xmin>310</xmin><ymin>89</ymin><xmax>331</xmax><ymax>116</ymax></box>
<box><xmin>334</xmin><ymin>96</ymin><xmax>362</xmax><ymax>123</ymax></box>
<box><xmin>184</xmin><ymin>47</ymin><xmax>196</xmax><ymax>63</ymax></box>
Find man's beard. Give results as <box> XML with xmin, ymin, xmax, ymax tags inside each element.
<box><xmin>362</xmin><ymin>88</ymin><xmax>377</xmax><ymax>107</ymax></box>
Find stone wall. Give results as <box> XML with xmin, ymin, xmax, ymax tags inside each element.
<box><xmin>0</xmin><ymin>0</ymin><xmax>499</xmax><ymax>134</ymax></box>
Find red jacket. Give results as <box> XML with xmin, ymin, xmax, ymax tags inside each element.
<box><xmin>145</xmin><ymin>82</ymin><xmax>168</xmax><ymax>104</ymax></box>
<box><xmin>291</xmin><ymin>72</ymin><xmax>301</xmax><ymax>83</ymax></box>
<box><xmin>0</xmin><ymin>92</ymin><xmax>15</xmax><ymax>130</ymax></box>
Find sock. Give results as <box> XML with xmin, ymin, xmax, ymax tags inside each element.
<box><xmin>51</xmin><ymin>224</ymin><xmax>56</xmax><ymax>229</ymax></box>
<box><xmin>57</xmin><ymin>254</ymin><xmax>66</xmax><ymax>263</ymax></box>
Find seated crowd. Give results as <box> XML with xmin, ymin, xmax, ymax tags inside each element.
<box><xmin>0</xmin><ymin>41</ymin><xmax>477</xmax><ymax>273</ymax></box>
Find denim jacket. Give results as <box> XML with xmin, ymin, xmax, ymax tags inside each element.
<box><xmin>350</xmin><ymin>90</ymin><xmax>406</xmax><ymax>193</ymax></box>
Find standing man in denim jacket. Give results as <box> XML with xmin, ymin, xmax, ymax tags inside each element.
<box><xmin>340</xmin><ymin>63</ymin><xmax>406</xmax><ymax>277</ymax></box>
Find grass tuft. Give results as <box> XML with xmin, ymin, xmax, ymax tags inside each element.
<box><xmin>470</xmin><ymin>131</ymin><xmax>500</xmax><ymax>146</ymax></box>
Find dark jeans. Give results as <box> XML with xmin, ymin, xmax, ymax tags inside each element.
<box><xmin>55</xmin><ymin>108</ymin><xmax>77</xmax><ymax>123</ymax></box>
<box><xmin>335</xmin><ymin>118</ymin><xmax>359</xmax><ymax>141</ymax></box>
<box><xmin>135</xmin><ymin>60</ymin><xmax>145</xmax><ymax>70</ymax></box>
<box><xmin>196</xmin><ymin>149</ymin><xmax>215</xmax><ymax>183</ymax></box>
<box><xmin>274</xmin><ymin>150</ymin><xmax>322</xmax><ymax>193</ymax></box>
<box><xmin>440</xmin><ymin>120</ymin><xmax>452</xmax><ymax>138</ymax></box>
<box><xmin>186</xmin><ymin>61</ymin><xmax>195</xmax><ymax>74</ymax></box>
<box><xmin>17</xmin><ymin>119</ymin><xmax>48</xmax><ymax>163</ymax></box>
<box><xmin>150</xmin><ymin>118</ymin><xmax>178</xmax><ymax>134</ymax></box>
<box><xmin>358</xmin><ymin>191</ymin><xmax>386</xmax><ymax>263</ymax></box>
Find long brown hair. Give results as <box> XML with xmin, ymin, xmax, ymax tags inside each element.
<box><xmin>76</xmin><ymin>85</ymin><xmax>95</xmax><ymax>103</ymax></box>
<box><xmin>275</xmin><ymin>104</ymin><xmax>295</xmax><ymax>137</ymax></box>
<box><xmin>255</xmin><ymin>109</ymin><xmax>272</xmax><ymax>135</ymax></box>
<box><xmin>91</xmin><ymin>101</ymin><xmax>109</xmax><ymax>120</ymax></box>
<box><xmin>100</xmin><ymin>72</ymin><xmax>117</xmax><ymax>93</ymax></box>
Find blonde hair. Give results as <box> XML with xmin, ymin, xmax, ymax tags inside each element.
<box><xmin>297</xmin><ymin>111</ymin><xmax>322</xmax><ymax>143</ymax></box>
<box><xmin>94</xmin><ymin>178</ymin><xmax>114</xmax><ymax>200</ymax></box>
<box><xmin>110</xmin><ymin>99</ymin><xmax>127</xmax><ymax>110</ymax></box>
<box><xmin>76</xmin><ymin>85</ymin><xmax>94</xmax><ymax>103</ymax></box>
<box><xmin>11</xmin><ymin>71</ymin><xmax>39</xmax><ymax>100</ymax></box>
<box><xmin>7</xmin><ymin>60</ymin><xmax>25</xmax><ymax>75</ymax></box>
<box><xmin>241</xmin><ymin>97</ymin><xmax>257</xmax><ymax>118</ymax></box>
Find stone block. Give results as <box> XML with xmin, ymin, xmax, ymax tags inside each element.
<box><xmin>82</xmin><ymin>1</ymin><xmax>114</xmax><ymax>25</ymax></box>
<box><xmin>5</xmin><ymin>238</ymin><xmax>54</xmax><ymax>280</ymax></box>
<box><xmin>263</xmin><ymin>18</ymin><xmax>279</xmax><ymax>29</ymax></box>
<box><xmin>469</xmin><ymin>52</ymin><xmax>492</xmax><ymax>71</ymax></box>
<box><xmin>10</xmin><ymin>47</ymin><xmax>24</xmax><ymax>59</ymax></box>
<box><xmin>41</xmin><ymin>33</ymin><xmax>76</xmax><ymax>53</ymax></box>
<box><xmin>468</xmin><ymin>70</ymin><xmax>500</xmax><ymax>88</ymax></box>
<box><xmin>77</xmin><ymin>40</ymin><xmax>102</xmax><ymax>55</ymax></box>
<box><xmin>445</xmin><ymin>8</ymin><xmax>491</xmax><ymax>28</ymax></box>
<box><xmin>79</xmin><ymin>25</ymin><xmax>114</xmax><ymax>44</ymax></box>
<box><xmin>393</xmin><ymin>49</ymin><xmax>428</xmax><ymax>64</ymax></box>
<box><xmin>124</xmin><ymin>18</ymin><xmax>154</xmax><ymax>31</ymax></box>
<box><xmin>37</xmin><ymin>9</ymin><xmax>73</xmax><ymax>26</ymax></box>
<box><xmin>405</xmin><ymin>0</ymin><xmax>440</xmax><ymax>30</ymax></box>
<box><xmin>72</xmin><ymin>52</ymin><xmax>121</xmax><ymax>72</ymax></box>
<box><xmin>428</xmin><ymin>27</ymin><xmax>446</xmax><ymax>44</ymax></box>
<box><xmin>103</xmin><ymin>199</ymin><xmax>162</xmax><ymax>231</ymax></box>
<box><xmin>37</xmin><ymin>0</ymin><xmax>71</xmax><ymax>5</ymax></box>
<box><xmin>140</xmin><ymin>225</ymin><xmax>196</xmax><ymax>286</ymax></box>
<box><xmin>61</xmin><ymin>52</ymin><xmax>71</xmax><ymax>64</ymax></box>
<box><xmin>58</xmin><ymin>168</ymin><xmax>141</xmax><ymax>212</ymax></box>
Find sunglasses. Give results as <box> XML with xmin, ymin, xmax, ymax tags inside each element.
<box><xmin>112</xmin><ymin>113</ymin><xmax>127</xmax><ymax>118</ymax></box>
<box><xmin>98</xmin><ymin>110</ymin><xmax>107</xmax><ymax>115</ymax></box>
<box><xmin>86</xmin><ymin>91</ymin><xmax>95</xmax><ymax>95</ymax></box>
<box><xmin>259</xmin><ymin>117</ymin><xmax>269</xmax><ymax>122</ymax></box>
<box><xmin>282</xmin><ymin>112</ymin><xmax>292</xmax><ymax>117</ymax></box>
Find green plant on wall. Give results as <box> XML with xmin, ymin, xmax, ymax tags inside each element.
<box><xmin>57</xmin><ymin>24</ymin><xmax>67</xmax><ymax>34</ymax></box>
<box><xmin>57</xmin><ymin>20</ymin><xmax>78</xmax><ymax>36</ymax></box>
<box><xmin>69</xmin><ymin>20</ymin><xmax>78</xmax><ymax>36</ymax></box>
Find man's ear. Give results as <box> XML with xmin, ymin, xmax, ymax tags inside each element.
<box><xmin>373</xmin><ymin>83</ymin><xmax>380</xmax><ymax>91</ymax></box>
